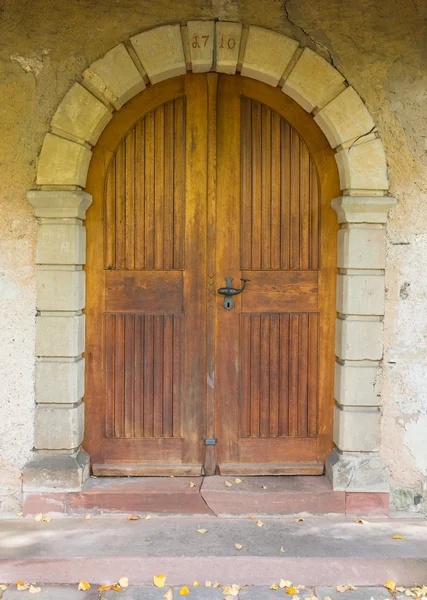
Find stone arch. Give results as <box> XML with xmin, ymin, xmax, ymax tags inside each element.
<box><xmin>26</xmin><ymin>22</ymin><xmax>395</xmax><ymax>497</ymax></box>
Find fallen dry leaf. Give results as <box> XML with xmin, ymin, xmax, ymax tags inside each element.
<box><xmin>261</xmin><ymin>485</ymin><xmax>267</xmax><ymax>489</ymax></box>
<box><xmin>248</xmin><ymin>515</ymin><xmax>255</xmax><ymax>521</ymax></box>
<box><xmin>257</xmin><ymin>519</ymin><xmax>264</xmax><ymax>527</ymax></box>
<box><xmin>179</xmin><ymin>586</ymin><xmax>190</xmax><ymax>595</ymax></box>
<box><xmin>154</xmin><ymin>574</ymin><xmax>166</xmax><ymax>588</ymax></box>
<box><xmin>213</xmin><ymin>583</ymin><xmax>221</xmax><ymax>588</ymax></box>
<box><xmin>291</xmin><ymin>596</ymin><xmax>300</xmax><ymax>600</ymax></box>
<box><xmin>324</xmin><ymin>597</ymin><xmax>332</xmax><ymax>600</ymax></box>
<box><xmin>269</xmin><ymin>584</ymin><xmax>279</xmax><ymax>590</ymax></box>
<box><xmin>16</xmin><ymin>512</ymin><xmax>23</xmax><ymax>517</ymax></box>
<box><xmin>98</xmin><ymin>584</ymin><xmax>113</xmax><ymax>592</ymax></box>
<box><xmin>396</xmin><ymin>588</ymin><xmax>406</xmax><ymax>593</ymax></box>
<box><xmin>384</xmin><ymin>580</ymin><xmax>396</xmax><ymax>592</ymax></box>
<box><xmin>17</xmin><ymin>581</ymin><xmax>30</xmax><ymax>591</ymax></box>
<box><xmin>222</xmin><ymin>584</ymin><xmax>240</xmax><ymax>596</ymax></box>
<box><xmin>189</xmin><ymin>482</ymin><xmax>196</xmax><ymax>488</ymax></box>
<box><xmin>225</xmin><ymin>481</ymin><xmax>233</xmax><ymax>487</ymax></box>
<box><xmin>85</xmin><ymin>514</ymin><xmax>91</xmax><ymax>520</ymax></box>
<box><xmin>193</xmin><ymin>582</ymin><xmax>200</xmax><ymax>587</ymax></box>
<box><xmin>336</xmin><ymin>585</ymin><xmax>357</xmax><ymax>592</ymax></box>
<box><xmin>393</xmin><ymin>535</ymin><xmax>403</xmax><ymax>539</ymax></box>
<box><xmin>118</xmin><ymin>577</ymin><xmax>129</xmax><ymax>588</ymax></box>
<box><xmin>235</xmin><ymin>543</ymin><xmax>243</xmax><ymax>550</ymax></box>
<box><xmin>34</xmin><ymin>513</ymin><xmax>43</xmax><ymax>522</ymax></box>
<box><xmin>305</xmin><ymin>597</ymin><xmax>318</xmax><ymax>600</ymax></box>
<box><xmin>90</xmin><ymin>475</ymin><xmax>97</xmax><ymax>478</ymax></box>
<box><xmin>77</xmin><ymin>581</ymin><xmax>91</xmax><ymax>591</ymax></box>
<box><xmin>296</xmin><ymin>518</ymin><xmax>304</xmax><ymax>522</ymax></box>
<box><xmin>29</xmin><ymin>585</ymin><xmax>42</xmax><ymax>594</ymax></box>
<box><xmin>205</xmin><ymin>581</ymin><xmax>212</xmax><ymax>588</ymax></box>
<box><xmin>280</xmin><ymin>547</ymin><xmax>285</xmax><ymax>553</ymax></box>
<box><xmin>286</xmin><ymin>587</ymin><xmax>297</xmax><ymax>595</ymax></box>
<box><xmin>404</xmin><ymin>591</ymin><xmax>414</xmax><ymax>597</ymax></box>
<box><xmin>164</xmin><ymin>590</ymin><xmax>173</xmax><ymax>600</ymax></box>
<box><xmin>354</xmin><ymin>519</ymin><xmax>369</xmax><ymax>524</ymax></box>
<box><xmin>197</xmin><ymin>528</ymin><xmax>208</xmax><ymax>534</ymax></box>
<box><xmin>128</xmin><ymin>515</ymin><xmax>141</xmax><ymax>521</ymax></box>
<box><xmin>235</xmin><ymin>478</ymin><xmax>242</xmax><ymax>484</ymax></box>
<box><xmin>0</xmin><ymin>584</ymin><xmax>8</xmax><ymax>591</ymax></box>
<box><xmin>42</xmin><ymin>516</ymin><xmax>51</xmax><ymax>523</ymax></box>
<box><xmin>145</xmin><ymin>515</ymin><xmax>152</xmax><ymax>520</ymax></box>
<box><xmin>279</xmin><ymin>579</ymin><xmax>292</xmax><ymax>588</ymax></box>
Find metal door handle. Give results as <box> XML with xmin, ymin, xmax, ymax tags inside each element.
<box><xmin>217</xmin><ymin>277</ymin><xmax>250</xmax><ymax>310</ymax></box>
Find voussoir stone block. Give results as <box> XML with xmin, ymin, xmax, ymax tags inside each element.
<box><xmin>36</xmin><ymin>314</ymin><xmax>85</xmax><ymax>357</ymax></box>
<box><xmin>51</xmin><ymin>83</ymin><xmax>112</xmax><ymax>146</ymax></box>
<box><xmin>83</xmin><ymin>43</ymin><xmax>146</xmax><ymax>110</ymax></box>
<box><xmin>241</xmin><ymin>26</ymin><xmax>299</xmax><ymax>87</ymax></box>
<box><xmin>36</xmin><ymin>358</ymin><xmax>85</xmax><ymax>404</ymax></box>
<box><xmin>28</xmin><ymin>190</ymin><xmax>92</xmax><ymax>219</ymax></box>
<box><xmin>335</xmin><ymin>138</ymin><xmax>389</xmax><ymax>192</ymax></box>
<box><xmin>282</xmin><ymin>47</ymin><xmax>346</xmax><ymax>113</ymax></box>
<box><xmin>187</xmin><ymin>20</ymin><xmax>215</xmax><ymax>73</ymax></box>
<box><xmin>333</xmin><ymin>404</ymin><xmax>381</xmax><ymax>452</ymax></box>
<box><xmin>334</xmin><ymin>361</ymin><xmax>381</xmax><ymax>407</ymax></box>
<box><xmin>37</xmin><ymin>133</ymin><xmax>92</xmax><ymax>187</ymax></box>
<box><xmin>337</xmin><ymin>226</ymin><xmax>386</xmax><ymax>269</ymax></box>
<box><xmin>34</xmin><ymin>402</ymin><xmax>84</xmax><ymax>450</ymax></box>
<box><xmin>131</xmin><ymin>25</ymin><xmax>186</xmax><ymax>84</ymax></box>
<box><xmin>215</xmin><ymin>22</ymin><xmax>243</xmax><ymax>74</ymax></box>
<box><xmin>314</xmin><ymin>86</ymin><xmax>375</xmax><ymax>149</ymax></box>
<box><xmin>37</xmin><ymin>223</ymin><xmax>86</xmax><ymax>265</ymax></box>
<box><xmin>335</xmin><ymin>317</ymin><xmax>383</xmax><ymax>360</ymax></box>
<box><xmin>37</xmin><ymin>267</ymin><xmax>85</xmax><ymax>311</ymax></box>
<box><xmin>332</xmin><ymin>196</ymin><xmax>397</xmax><ymax>224</ymax></box>
<box><xmin>336</xmin><ymin>273</ymin><xmax>385</xmax><ymax>315</ymax></box>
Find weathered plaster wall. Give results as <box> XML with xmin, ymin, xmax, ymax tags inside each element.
<box><xmin>0</xmin><ymin>0</ymin><xmax>426</xmax><ymax>512</ymax></box>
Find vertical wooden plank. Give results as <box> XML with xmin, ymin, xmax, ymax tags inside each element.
<box><xmin>134</xmin><ymin>120</ymin><xmax>145</xmax><ymax>269</ymax></box>
<box><xmin>104</xmin><ymin>314</ymin><xmax>115</xmax><ymax>437</ymax></box>
<box><xmin>134</xmin><ymin>314</ymin><xmax>144</xmax><ymax>437</ymax></box>
<box><xmin>251</xmin><ymin>101</ymin><xmax>262</xmax><ymax>270</ymax></box>
<box><xmin>269</xmin><ymin>313</ymin><xmax>279</xmax><ymax>437</ymax></box>
<box><xmin>240</xmin><ymin>97</ymin><xmax>252</xmax><ymax>270</ymax></box>
<box><xmin>250</xmin><ymin>314</ymin><xmax>261</xmax><ymax>437</ymax></box>
<box><xmin>270</xmin><ymin>112</ymin><xmax>281</xmax><ymax>270</ymax></box>
<box><xmin>124</xmin><ymin>314</ymin><xmax>135</xmax><ymax>437</ymax></box>
<box><xmin>307</xmin><ymin>313</ymin><xmax>319</xmax><ymax>437</ymax></box>
<box><xmin>115</xmin><ymin>142</ymin><xmax>126</xmax><ymax>269</ymax></box>
<box><xmin>104</xmin><ymin>160</ymin><xmax>116</xmax><ymax>269</ymax></box>
<box><xmin>153</xmin><ymin>314</ymin><xmax>164</xmax><ymax>437</ymax></box>
<box><xmin>154</xmin><ymin>105</ymin><xmax>165</xmax><ymax>269</ymax></box>
<box><xmin>172</xmin><ymin>315</ymin><xmax>183</xmax><ymax>438</ymax></box>
<box><xmin>240</xmin><ymin>314</ymin><xmax>251</xmax><ymax>437</ymax></box>
<box><xmin>125</xmin><ymin>128</ymin><xmax>135</xmax><ymax>270</ymax></box>
<box><xmin>297</xmin><ymin>313</ymin><xmax>309</xmax><ymax>436</ymax></box>
<box><xmin>299</xmin><ymin>141</ymin><xmax>310</xmax><ymax>270</ymax></box>
<box><xmin>310</xmin><ymin>161</ymin><xmax>319</xmax><ymax>270</ymax></box>
<box><xmin>163</xmin><ymin>314</ymin><xmax>173</xmax><ymax>438</ymax></box>
<box><xmin>278</xmin><ymin>314</ymin><xmax>289</xmax><ymax>436</ymax></box>
<box><xmin>164</xmin><ymin>102</ymin><xmax>175</xmax><ymax>269</ymax></box>
<box><xmin>290</xmin><ymin>128</ymin><xmax>300</xmax><ymax>269</ymax></box>
<box><xmin>261</xmin><ymin>105</ymin><xmax>271</xmax><ymax>269</ymax></box>
<box><xmin>145</xmin><ymin>112</ymin><xmax>155</xmax><ymax>270</ymax></box>
<box><xmin>143</xmin><ymin>314</ymin><xmax>154</xmax><ymax>437</ymax></box>
<box><xmin>288</xmin><ymin>313</ymin><xmax>299</xmax><ymax>436</ymax></box>
<box><xmin>174</xmin><ymin>98</ymin><xmax>185</xmax><ymax>270</ymax></box>
<box><xmin>280</xmin><ymin>121</ymin><xmax>291</xmax><ymax>270</ymax></box>
<box><xmin>259</xmin><ymin>314</ymin><xmax>270</xmax><ymax>437</ymax></box>
<box><xmin>114</xmin><ymin>314</ymin><xmax>125</xmax><ymax>437</ymax></box>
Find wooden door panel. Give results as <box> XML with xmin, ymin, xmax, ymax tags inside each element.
<box><xmin>240</xmin><ymin>271</ymin><xmax>318</xmax><ymax>313</ymax></box>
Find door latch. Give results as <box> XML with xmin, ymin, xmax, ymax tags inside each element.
<box><xmin>217</xmin><ymin>277</ymin><xmax>250</xmax><ymax>310</ymax></box>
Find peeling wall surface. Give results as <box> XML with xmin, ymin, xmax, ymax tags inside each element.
<box><xmin>0</xmin><ymin>0</ymin><xmax>426</xmax><ymax>513</ymax></box>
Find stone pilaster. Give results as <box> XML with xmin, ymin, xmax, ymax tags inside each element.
<box><xmin>24</xmin><ymin>190</ymin><xmax>92</xmax><ymax>492</ymax></box>
<box><xmin>326</xmin><ymin>196</ymin><xmax>396</xmax><ymax>492</ymax></box>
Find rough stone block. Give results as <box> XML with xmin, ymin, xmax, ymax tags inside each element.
<box><xmin>215</xmin><ymin>22</ymin><xmax>242</xmax><ymax>74</ymax></box>
<box><xmin>241</xmin><ymin>26</ymin><xmax>299</xmax><ymax>86</ymax></box>
<box><xmin>28</xmin><ymin>190</ymin><xmax>92</xmax><ymax>220</ymax></box>
<box><xmin>83</xmin><ymin>43</ymin><xmax>146</xmax><ymax>110</ymax></box>
<box><xmin>187</xmin><ymin>20</ymin><xmax>215</xmax><ymax>73</ymax></box>
<box><xmin>37</xmin><ymin>133</ymin><xmax>92</xmax><ymax>187</ymax></box>
<box><xmin>282</xmin><ymin>47</ymin><xmax>345</xmax><ymax>112</ymax></box>
<box><xmin>51</xmin><ymin>83</ymin><xmax>112</xmax><ymax>146</ymax></box>
<box><xmin>326</xmin><ymin>448</ymin><xmax>390</xmax><ymax>492</ymax></box>
<box><xmin>34</xmin><ymin>402</ymin><xmax>84</xmax><ymax>450</ymax></box>
<box><xmin>23</xmin><ymin>449</ymin><xmax>90</xmax><ymax>492</ymax></box>
<box><xmin>36</xmin><ymin>358</ymin><xmax>84</xmax><ymax>404</ymax></box>
<box><xmin>332</xmin><ymin>196</ymin><xmax>397</xmax><ymax>224</ymax></box>
<box><xmin>37</xmin><ymin>268</ymin><xmax>85</xmax><ymax>311</ymax></box>
<box><xmin>35</xmin><ymin>314</ymin><xmax>85</xmax><ymax>357</ymax></box>
<box><xmin>333</xmin><ymin>404</ymin><xmax>381</xmax><ymax>451</ymax></box>
<box><xmin>335</xmin><ymin>138</ymin><xmax>389</xmax><ymax>192</ymax></box>
<box><xmin>37</xmin><ymin>223</ymin><xmax>86</xmax><ymax>265</ymax></box>
<box><xmin>335</xmin><ymin>317</ymin><xmax>383</xmax><ymax>360</ymax></box>
<box><xmin>337</xmin><ymin>226</ymin><xmax>386</xmax><ymax>269</ymax></box>
<box><xmin>336</xmin><ymin>273</ymin><xmax>385</xmax><ymax>315</ymax></box>
<box><xmin>314</xmin><ymin>86</ymin><xmax>375</xmax><ymax>148</ymax></box>
<box><xmin>131</xmin><ymin>25</ymin><xmax>186</xmax><ymax>84</ymax></box>
<box><xmin>334</xmin><ymin>361</ymin><xmax>382</xmax><ymax>407</ymax></box>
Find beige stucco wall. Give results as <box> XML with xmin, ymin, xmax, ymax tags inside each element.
<box><xmin>0</xmin><ymin>0</ymin><xmax>426</xmax><ymax>512</ymax></box>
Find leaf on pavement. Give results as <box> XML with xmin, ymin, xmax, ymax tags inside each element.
<box><xmin>235</xmin><ymin>478</ymin><xmax>242</xmax><ymax>484</ymax></box>
<box><xmin>393</xmin><ymin>535</ymin><xmax>403</xmax><ymax>539</ymax></box>
<box><xmin>98</xmin><ymin>584</ymin><xmax>113</xmax><ymax>591</ymax></box>
<box><xmin>17</xmin><ymin>581</ymin><xmax>30</xmax><ymax>590</ymax></box>
<box><xmin>77</xmin><ymin>581</ymin><xmax>91</xmax><ymax>591</ymax></box>
<box><xmin>336</xmin><ymin>585</ymin><xmax>357</xmax><ymax>592</ymax></box>
<box><xmin>189</xmin><ymin>482</ymin><xmax>196</xmax><ymax>488</ymax></box>
<box><xmin>213</xmin><ymin>583</ymin><xmax>221</xmax><ymax>588</ymax></box>
<box><xmin>179</xmin><ymin>586</ymin><xmax>190</xmax><ymax>595</ymax></box>
<box><xmin>128</xmin><ymin>515</ymin><xmax>141</xmax><ymax>520</ymax></box>
<box><xmin>29</xmin><ymin>585</ymin><xmax>42</xmax><ymax>594</ymax></box>
<box><xmin>154</xmin><ymin>575</ymin><xmax>166</xmax><ymax>588</ymax></box>
<box><xmin>193</xmin><ymin>582</ymin><xmax>200</xmax><ymax>587</ymax></box>
<box><xmin>354</xmin><ymin>519</ymin><xmax>369</xmax><ymax>524</ymax></box>
<box><xmin>197</xmin><ymin>528</ymin><xmax>208</xmax><ymax>534</ymax></box>
<box><xmin>85</xmin><ymin>514</ymin><xmax>91</xmax><ymax>520</ymax></box>
<box><xmin>280</xmin><ymin>546</ymin><xmax>285</xmax><ymax>553</ymax></box>
<box><xmin>34</xmin><ymin>513</ymin><xmax>43</xmax><ymax>522</ymax></box>
<box><xmin>42</xmin><ymin>516</ymin><xmax>51</xmax><ymax>523</ymax></box>
<box><xmin>261</xmin><ymin>485</ymin><xmax>267</xmax><ymax>489</ymax></box>
<box><xmin>269</xmin><ymin>584</ymin><xmax>279</xmax><ymax>590</ymax></box>
<box><xmin>224</xmin><ymin>481</ymin><xmax>232</xmax><ymax>487</ymax></box>
<box><xmin>235</xmin><ymin>543</ymin><xmax>242</xmax><ymax>550</ymax></box>
<box><xmin>248</xmin><ymin>515</ymin><xmax>255</xmax><ymax>521</ymax></box>
<box><xmin>145</xmin><ymin>515</ymin><xmax>152</xmax><ymax>520</ymax></box>
<box><xmin>118</xmin><ymin>577</ymin><xmax>129</xmax><ymax>588</ymax></box>
<box><xmin>0</xmin><ymin>585</ymin><xmax>8</xmax><ymax>591</ymax></box>
<box><xmin>16</xmin><ymin>512</ymin><xmax>23</xmax><ymax>517</ymax></box>
<box><xmin>164</xmin><ymin>589</ymin><xmax>173</xmax><ymax>600</ymax></box>
<box><xmin>205</xmin><ymin>581</ymin><xmax>212</xmax><ymax>587</ymax></box>
<box><xmin>257</xmin><ymin>519</ymin><xmax>264</xmax><ymax>527</ymax></box>
<box><xmin>222</xmin><ymin>584</ymin><xmax>240</xmax><ymax>596</ymax></box>
<box><xmin>286</xmin><ymin>587</ymin><xmax>296</xmax><ymax>595</ymax></box>
<box><xmin>296</xmin><ymin>518</ymin><xmax>304</xmax><ymax>522</ymax></box>
<box><xmin>279</xmin><ymin>579</ymin><xmax>292</xmax><ymax>588</ymax></box>
<box><xmin>384</xmin><ymin>580</ymin><xmax>396</xmax><ymax>592</ymax></box>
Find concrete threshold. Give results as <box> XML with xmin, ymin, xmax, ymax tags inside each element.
<box><xmin>0</xmin><ymin>515</ymin><xmax>426</xmax><ymax>586</ymax></box>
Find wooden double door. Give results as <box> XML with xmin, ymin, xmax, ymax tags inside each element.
<box><xmin>85</xmin><ymin>73</ymin><xmax>338</xmax><ymax>476</ymax></box>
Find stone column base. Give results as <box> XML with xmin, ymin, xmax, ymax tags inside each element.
<box><xmin>23</xmin><ymin>449</ymin><xmax>90</xmax><ymax>492</ymax></box>
<box><xmin>326</xmin><ymin>448</ymin><xmax>389</xmax><ymax>492</ymax></box>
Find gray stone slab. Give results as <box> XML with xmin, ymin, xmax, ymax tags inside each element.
<box><xmin>3</xmin><ymin>585</ymin><xmax>99</xmax><ymax>599</ymax></box>
<box><xmin>240</xmin><ymin>587</ymin><xmax>316</xmax><ymax>599</ymax></box>
<box><xmin>103</xmin><ymin>587</ymin><xmax>224</xmax><ymax>600</ymax></box>
<box><xmin>316</xmin><ymin>587</ymin><xmax>391</xmax><ymax>600</ymax></box>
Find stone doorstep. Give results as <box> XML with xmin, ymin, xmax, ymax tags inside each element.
<box><xmin>22</xmin><ymin>476</ymin><xmax>389</xmax><ymax>516</ymax></box>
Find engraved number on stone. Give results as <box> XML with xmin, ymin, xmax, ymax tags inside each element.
<box><xmin>192</xmin><ymin>35</ymin><xmax>210</xmax><ymax>48</ymax></box>
<box><xmin>219</xmin><ymin>36</ymin><xmax>236</xmax><ymax>49</ymax></box>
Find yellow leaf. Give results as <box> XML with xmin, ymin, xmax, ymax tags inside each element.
<box><xmin>225</xmin><ymin>481</ymin><xmax>232</xmax><ymax>487</ymax></box>
<box><xmin>164</xmin><ymin>590</ymin><xmax>173</xmax><ymax>600</ymax></box>
<box><xmin>280</xmin><ymin>547</ymin><xmax>285</xmax><ymax>553</ymax></box>
<box><xmin>118</xmin><ymin>577</ymin><xmax>129</xmax><ymax>588</ymax></box>
<box><xmin>248</xmin><ymin>515</ymin><xmax>255</xmax><ymax>521</ymax></box>
<box><xmin>213</xmin><ymin>583</ymin><xmax>221</xmax><ymax>588</ymax></box>
<box><xmin>98</xmin><ymin>584</ymin><xmax>113</xmax><ymax>591</ymax></box>
<box><xmin>235</xmin><ymin>478</ymin><xmax>242</xmax><ymax>484</ymax></box>
<box><xmin>404</xmin><ymin>590</ymin><xmax>415</xmax><ymax>597</ymax></box>
<box><xmin>269</xmin><ymin>584</ymin><xmax>279</xmax><ymax>590</ymax></box>
<box><xmin>16</xmin><ymin>512</ymin><xmax>23</xmax><ymax>517</ymax></box>
<box><xmin>235</xmin><ymin>543</ymin><xmax>242</xmax><ymax>550</ymax></box>
<box><xmin>128</xmin><ymin>515</ymin><xmax>141</xmax><ymax>520</ymax></box>
<box><xmin>197</xmin><ymin>528</ymin><xmax>208</xmax><ymax>534</ymax></box>
<box><xmin>257</xmin><ymin>519</ymin><xmax>264</xmax><ymax>527</ymax></box>
<box><xmin>0</xmin><ymin>585</ymin><xmax>8</xmax><ymax>591</ymax></box>
<box><xmin>291</xmin><ymin>596</ymin><xmax>300</xmax><ymax>600</ymax></box>
<box><xmin>17</xmin><ymin>581</ymin><xmax>30</xmax><ymax>591</ymax></box>
<box><xmin>205</xmin><ymin>581</ymin><xmax>212</xmax><ymax>588</ymax></box>
<box><xmin>385</xmin><ymin>580</ymin><xmax>396</xmax><ymax>592</ymax></box>
<box><xmin>354</xmin><ymin>519</ymin><xmax>369</xmax><ymax>524</ymax></box>
<box><xmin>193</xmin><ymin>582</ymin><xmax>200</xmax><ymax>587</ymax></box>
<box><xmin>78</xmin><ymin>581</ymin><xmax>91</xmax><ymax>591</ymax></box>
<box><xmin>396</xmin><ymin>588</ymin><xmax>405</xmax><ymax>593</ymax></box>
<box><xmin>296</xmin><ymin>518</ymin><xmax>304</xmax><ymax>522</ymax></box>
<box><xmin>286</xmin><ymin>588</ymin><xmax>296</xmax><ymax>595</ymax></box>
<box><xmin>29</xmin><ymin>585</ymin><xmax>42</xmax><ymax>594</ymax></box>
<box><xmin>145</xmin><ymin>515</ymin><xmax>152</xmax><ymax>520</ymax></box>
<box><xmin>42</xmin><ymin>515</ymin><xmax>52</xmax><ymax>522</ymax></box>
<box><xmin>112</xmin><ymin>585</ymin><xmax>121</xmax><ymax>591</ymax></box>
<box><xmin>34</xmin><ymin>513</ymin><xmax>43</xmax><ymax>522</ymax></box>
<box><xmin>261</xmin><ymin>485</ymin><xmax>267</xmax><ymax>489</ymax></box>
<box><xmin>393</xmin><ymin>535</ymin><xmax>403</xmax><ymax>539</ymax></box>
<box><xmin>222</xmin><ymin>584</ymin><xmax>240</xmax><ymax>596</ymax></box>
<box><xmin>154</xmin><ymin>575</ymin><xmax>166</xmax><ymax>588</ymax></box>
<box><xmin>279</xmin><ymin>580</ymin><xmax>292</xmax><ymax>588</ymax></box>
<box><xmin>336</xmin><ymin>585</ymin><xmax>357</xmax><ymax>593</ymax></box>
<box><xmin>324</xmin><ymin>597</ymin><xmax>332</xmax><ymax>600</ymax></box>
<box><xmin>189</xmin><ymin>482</ymin><xmax>196</xmax><ymax>488</ymax></box>
<box><xmin>180</xmin><ymin>586</ymin><xmax>190</xmax><ymax>595</ymax></box>
<box><xmin>90</xmin><ymin>475</ymin><xmax>97</xmax><ymax>478</ymax></box>
<box><xmin>85</xmin><ymin>514</ymin><xmax>91</xmax><ymax>520</ymax></box>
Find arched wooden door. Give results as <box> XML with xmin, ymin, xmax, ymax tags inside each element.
<box><xmin>84</xmin><ymin>73</ymin><xmax>339</xmax><ymax>476</ymax></box>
